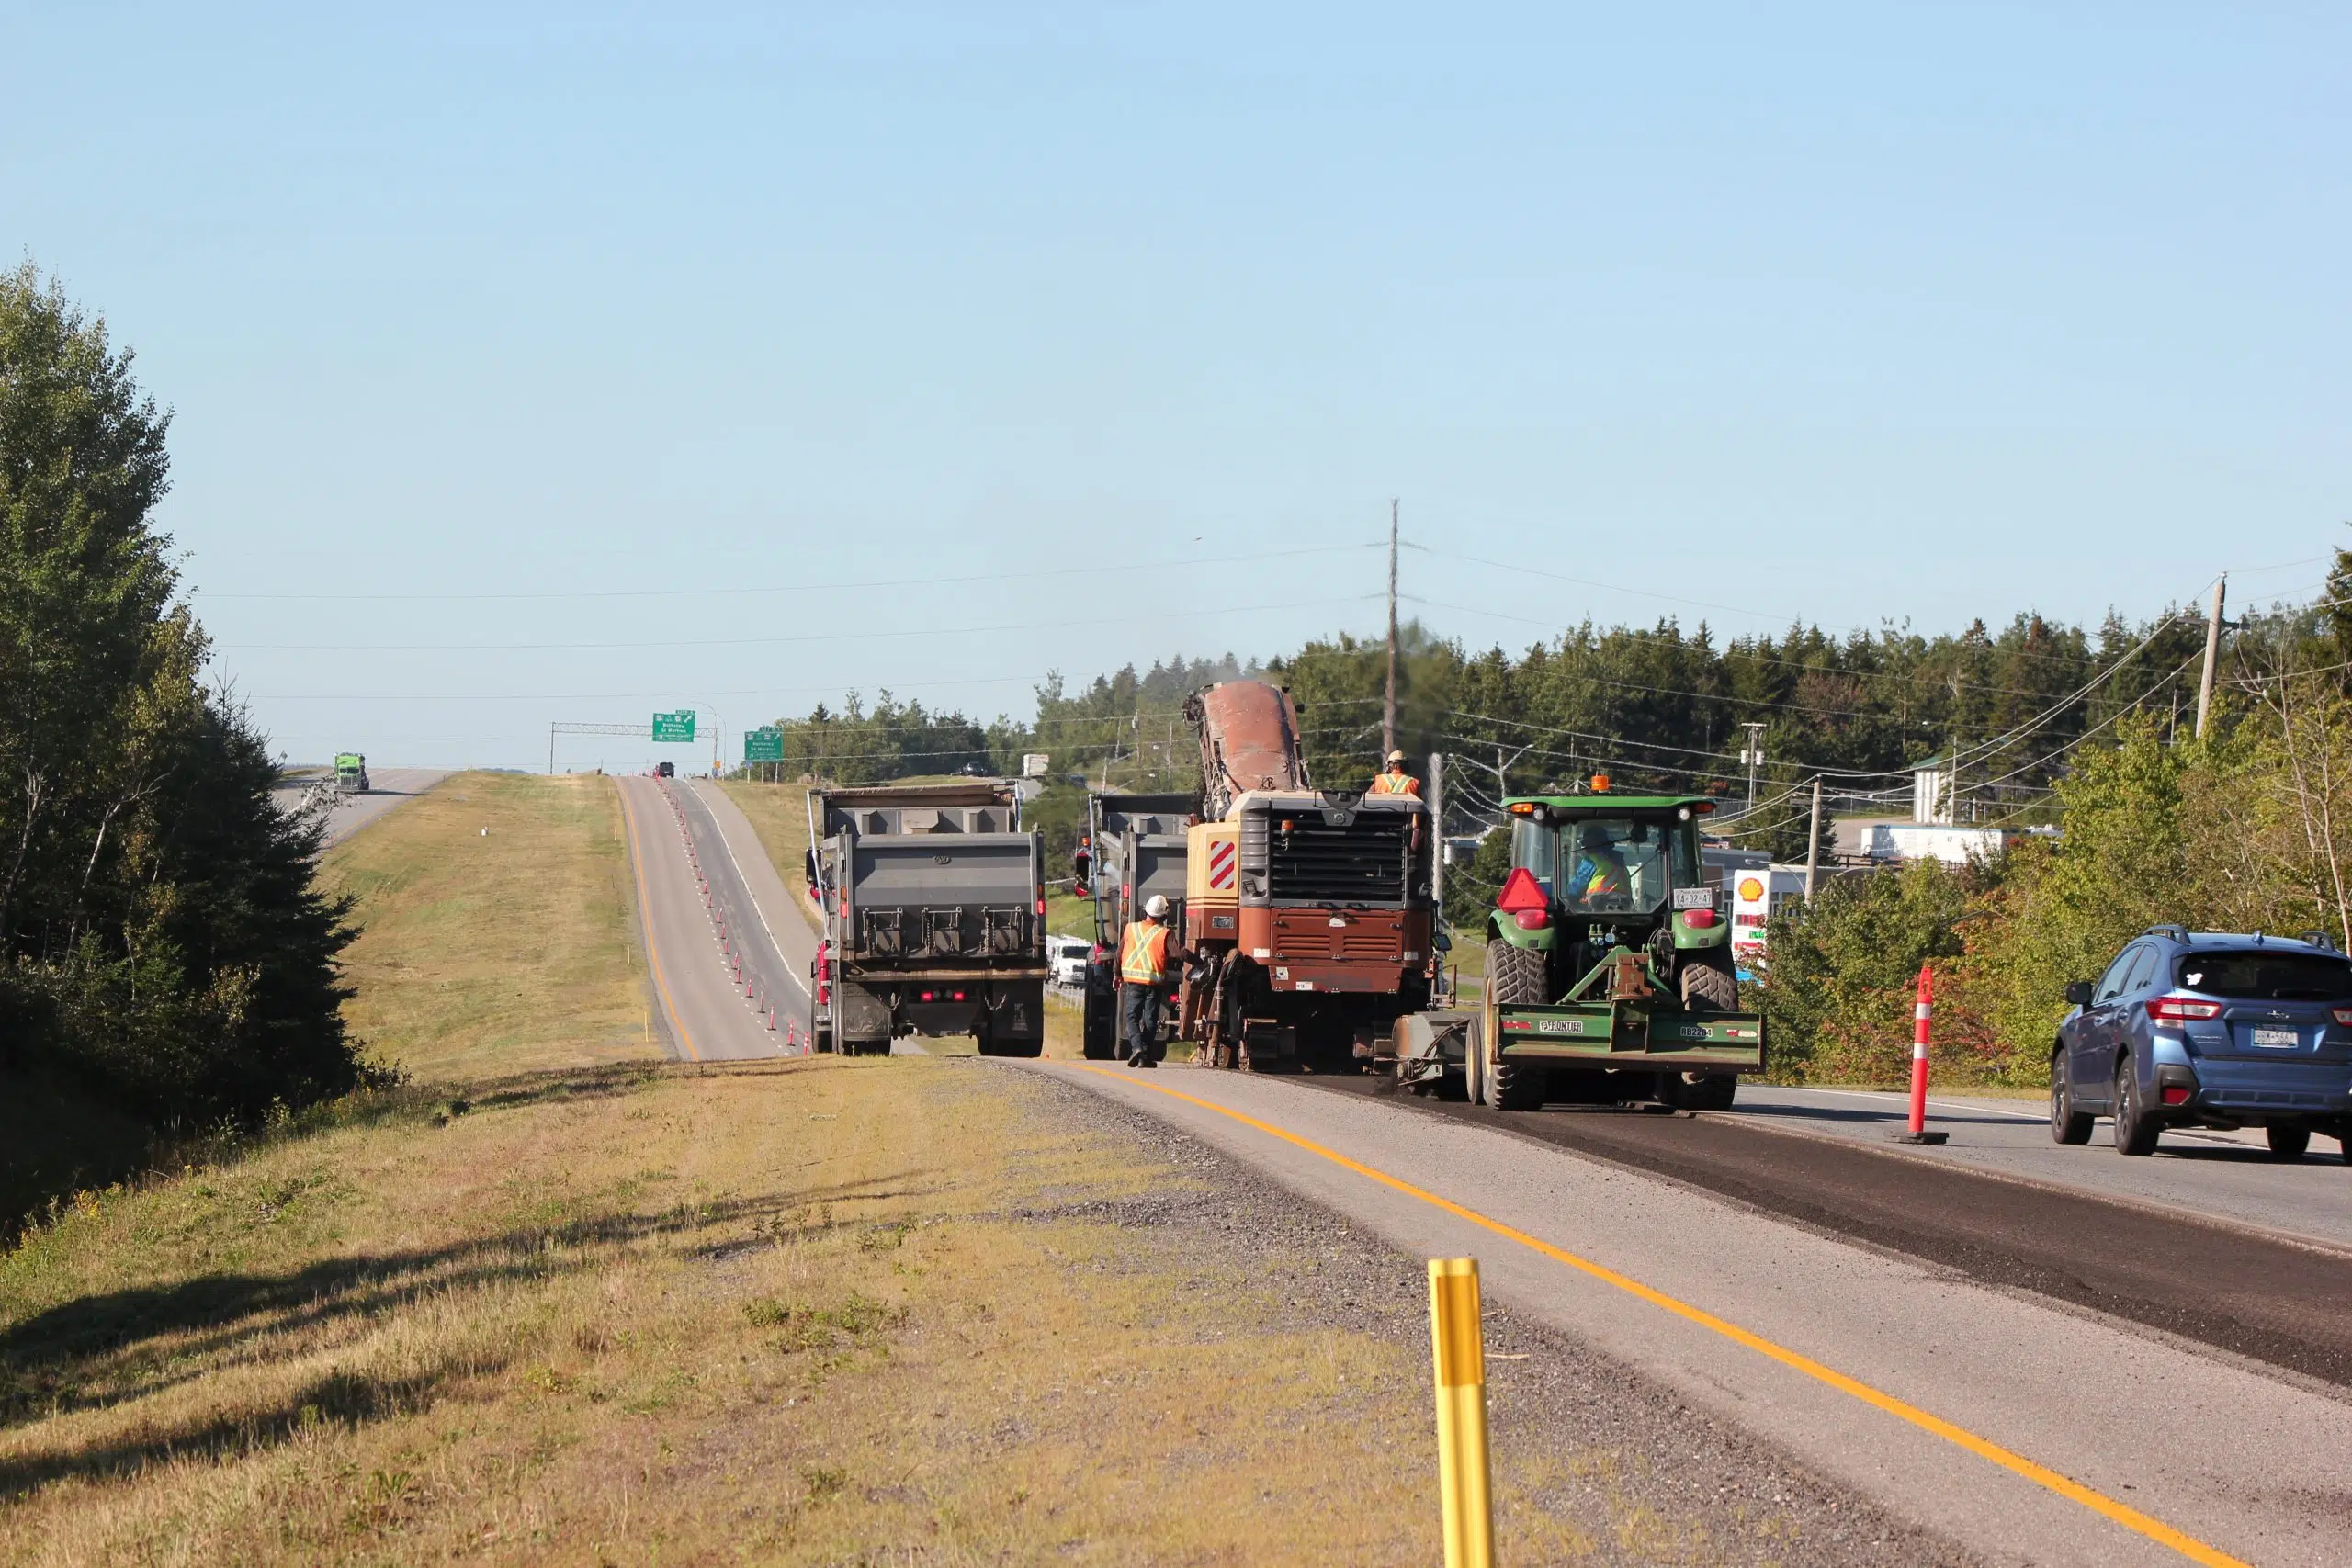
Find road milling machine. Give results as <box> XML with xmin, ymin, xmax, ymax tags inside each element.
<box><xmin>1174</xmin><ymin>681</ymin><xmax>1437</xmax><ymax>1070</ymax></box>
<box><xmin>1386</xmin><ymin>784</ymin><xmax>1766</xmax><ymax>1110</ymax></box>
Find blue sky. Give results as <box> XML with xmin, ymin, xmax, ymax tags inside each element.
<box><xmin>6</xmin><ymin>4</ymin><xmax>2345</xmax><ymax>769</ymax></box>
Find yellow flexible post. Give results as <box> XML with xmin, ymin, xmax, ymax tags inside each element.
<box><xmin>1429</xmin><ymin>1257</ymin><xmax>1496</xmax><ymax>1568</ymax></box>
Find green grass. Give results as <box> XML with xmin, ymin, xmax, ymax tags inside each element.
<box><xmin>317</xmin><ymin>772</ymin><xmax>655</xmax><ymax>1082</ymax></box>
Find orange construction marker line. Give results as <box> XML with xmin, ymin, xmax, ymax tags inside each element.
<box><xmin>1070</xmin><ymin>1065</ymin><xmax>2248</xmax><ymax>1568</ymax></box>
<box><xmin>617</xmin><ymin>781</ymin><xmax>701</xmax><ymax>1063</ymax></box>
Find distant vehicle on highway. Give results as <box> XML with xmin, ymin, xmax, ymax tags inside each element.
<box><xmin>655</xmin><ymin>761</ymin><xmax>674</xmax><ymax>778</ymax></box>
<box><xmin>2054</xmin><ymin>927</ymin><xmax>2352</xmax><ymax>1159</ymax></box>
<box><xmin>1046</xmin><ymin>934</ymin><xmax>1091</xmax><ymax>988</ymax></box>
<box><xmin>334</xmin><ymin>753</ymin><xmax>369</xmax><ymax>795</ymax></box>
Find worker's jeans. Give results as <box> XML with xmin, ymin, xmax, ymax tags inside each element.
<box><xmin>1120</xmin><ymin>983</ymin><xmax>1165</xmax><ymax>1063</ymax></box>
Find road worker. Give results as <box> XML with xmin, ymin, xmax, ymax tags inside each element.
<box><xmin>1369</xmin><ymin>750</ymin><xmax>1421</xmax><ymax>796</ymax></box>
<box><xmin>1119</xmin><ymin>894</ymin><xmax>1185</xmax><ymax>1068</ymax></box>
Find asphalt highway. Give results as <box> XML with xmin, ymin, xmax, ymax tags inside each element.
<box><xmin>614</xmin><ymin>775</ymin><xmax>799</xmax><ymax>1062</ymax></box>
<box><xmin>273</xmin><ymin>766</ymin><xmax>449</xmax><ymax>847</ymax></box>
<box><xmin>1043</xmin><ymin>1061</ymin><xmax>2352</xmax><ymax>1567</ymax></box>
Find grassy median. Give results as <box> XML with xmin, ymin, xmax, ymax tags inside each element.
<box><xmin>715</xmin><ymin>779</ymin><xmax>820</xmax><ymax>933</ymax></box>
<box><xmin>317</xmin><ymin>773</ymin><xmax>655</xmax><ymax>1082</ymax></box>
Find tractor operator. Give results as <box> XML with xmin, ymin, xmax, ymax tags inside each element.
<box><xmin>1571</xmin><ymin>823</ymin><xmax>1632</xmax><ymax>906</ymax></box>
<box><xmin>1369</xmin><ymin>750</ymin><xmax>1421</xmax><ymax>796</ymax></box>
<box><xmin>1119</xmin><ymin>894</ymin><xmax>1186</xmax><ymax>1068</ymax></box>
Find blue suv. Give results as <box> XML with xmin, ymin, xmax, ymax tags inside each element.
<box><xmin>2052</xmin><ymin>927</ymin><xmax>2352</xmax><ymax>1159</ymax></box>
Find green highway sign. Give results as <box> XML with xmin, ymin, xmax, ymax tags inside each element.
<box><xmin>651</xmin><ymin>710</ymin><xmax>696</xmax><ymax>743</ymax></box>
<box><xmin>743</xmin><ymin>727</ymin><xmax>785</xmax><ymax>763</ymax></box>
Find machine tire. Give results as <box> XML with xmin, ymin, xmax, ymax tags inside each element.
<box><xmin>1483</xmin><ymin>938</ymin><xmax>1550</xmax><ymax>1111</ymax></box>
<box><xmin>1678</xmin><ymin>1073</ymin><xmax>1737</xmax><ymax>1112</ymax></box>
<box><xmin>1488</xmin><ymin>939</ymin><xmax>1549</xmax><ymax>1005</ymax></box>
<box><xmin>2113</xmin><ymin>1059</ymin><xmax>2160</xmax><ymax>1156</ymax></box>
<box><xmin>1678</xmin><ymin>954</ymin><xmax>1738</xmax><ymax>1012</ymax></box>
<box><xmin>2267</xmin><ymin>1125</ymin><xmax>2312</xmax><ymax>1161</ymax></box>
<box><xmin>2049</xmin><ymin>1046</ymin><xmax>2093</xmax><ymax>1145</ymax></box>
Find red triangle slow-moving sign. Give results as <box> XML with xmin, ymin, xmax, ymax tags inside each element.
<box><xmin>1494</xmin><ymin>866</ymin><xmax>1549</xmax><ymax>914</ymax></box>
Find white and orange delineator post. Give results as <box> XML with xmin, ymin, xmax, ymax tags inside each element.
<box><xmin>1891</xmin><ymin>963</ymin><xmax>1950</xmax><ymax>1145</ymax></box>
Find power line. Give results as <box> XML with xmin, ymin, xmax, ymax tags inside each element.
<box><xmin>220</xmin><ymin>593</ymin><xmax>1381</xmax><ymax>653</ymax></box>
<box><xmin>196</xmin><ymin>541</ymin><xmax>1383</xmax><ymax>603</ymax></box>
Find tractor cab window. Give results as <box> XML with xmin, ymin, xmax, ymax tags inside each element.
<box><xmin>1558</xmin><ymin>817</ymin><xmax>1691</xmax><ymax>916</ymax></box>
<box><xmin>1509</xmin><ymin>817</ymin><xmax>1555</xmax><ymax>898</ymax></box>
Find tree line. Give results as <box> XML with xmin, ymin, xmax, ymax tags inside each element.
<box><xmin>1758</xmin><ymin>586</ymin><xmax>2352</xmax><ymax>1086</ymax></box>
<box><xmin>1</xmin><ymin>268</ymin><xmax>372</xmax><ymax>1226</ymax></box>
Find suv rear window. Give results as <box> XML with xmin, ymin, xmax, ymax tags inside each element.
<box><xmin>2176</xmin><ymin>952</ymin><xmax>2352</xmax><ymax>999</ymax></box>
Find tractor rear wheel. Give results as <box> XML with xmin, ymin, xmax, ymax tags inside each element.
<box><xmin>1485</xmin><ymin>940</ymin><xmax>1550</xmax><ymax>1111</ymax></box>
<box><xmin>1679</xmin><ymin>953</ymin><xmax>1738</xmax><ymax>1012</ymax></box>
<box><xmin>1672</xmin><ymin>956</ymin><xmax>1741</xmax><ymax>1111</ymax></box>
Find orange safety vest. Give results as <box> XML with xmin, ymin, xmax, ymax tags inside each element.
<box><xmin>1120</xmin><ymin>919</ymin><xmax>1170</xmax><ymax>985</ymax></box>
<box><xmin>1369</xmin><ymin>771</ymin><xmax>1420</xmax><ymax>796</ymax></box>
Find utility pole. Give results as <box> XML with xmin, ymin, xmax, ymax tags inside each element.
<box><xmin>1384</xmin><ymin>499</ymin><xmax>1400</xmax><ymax>760</ymax></box>
<box><xmin>1803</xmin><ymin>775</ymin><xmax>1823</xmax><ymax>901</ymax></box>
<box><xmin>2195</xmin><ymin>573</ymin><xmax>2227</xmax><ymax>739</ymax></box>
<box><xmin>1427</xmin><ymin>751</ymin><xmax>1445</xmax><ymax>922</ymax></box>
<box><xmin>1738</xmin><ymin>723</ymin><xmax>1766</xmax><ymax>812</ymax></box>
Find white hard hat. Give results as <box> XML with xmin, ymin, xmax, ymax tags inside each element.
<box><xmin>1386</xmin><ymin>750</ymin><xmax>1408</xmax><ymax>764</ymax></box>
<box><xmin>1144</xmin><ymin>894</ymin><xmax>1170</xmax><ymax>918</ymax></box>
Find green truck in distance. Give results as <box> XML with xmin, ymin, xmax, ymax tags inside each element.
<box><xmin>334</xmin><ymin>754</ymin><xmax>370</xmax><ymax>795</ymax></box>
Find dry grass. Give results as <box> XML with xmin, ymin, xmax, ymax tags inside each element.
<box><xmin>0</xmin><ymin>1055</ymin><xmax>1476</xmax><ymax>1564</ymax></box>
<box><xmin>318</xmin><ymin>773</ymin><xmax>656</xmax><ymax>1083</ymax></box>
<box><xmin>714</xmin><ymin>779</ymin><xmax>820</xmax><ymax>933</ymax></box>
<box><xmin>0</xmin><ymin>766</ymin><xmax>1724</xmax><ymax>1563</ymax></box>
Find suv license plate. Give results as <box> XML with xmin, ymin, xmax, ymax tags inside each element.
<box><xmin>2252</xmin><ymin>1027</ymin><xmax>2300</xmax><ymax>1048</ymax></box>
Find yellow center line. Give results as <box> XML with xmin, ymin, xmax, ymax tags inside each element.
<box><xmin>1071</xmin><ymin>1064</ymin><xmax>2248</xmax><ymax>1568</ymax></box>
<box><xmin>616</xmin><ymin>780</ymin><xmax>702</xmax><ymax>1063</ymax></box>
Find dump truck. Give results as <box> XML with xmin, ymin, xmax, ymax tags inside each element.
<box><xmin>334</xmin><ymin>753</ymin><xmax>369</xmax><ymax>795</ymax></box>
<box><xmin>1071</xmin><ymin>791</ymin><xmax>1196</xmax><ymax>1059</ymax></box>
<box><xmin>1176</xmin><ymin>681</ymin><xmax>1436</xmax><ymax>1070</ymax></box>
<box><xmin>803</xmin><ymin>781</ymin><xmax>1047</xmax><ymax>1056</ymax></box>
<box><xmin>1386</xmin><ymin>784</ymin><xmax>1765</xmax><ymax>1109</ymax></box>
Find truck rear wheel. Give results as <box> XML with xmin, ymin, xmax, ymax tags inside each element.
<box><xmin>1485</xmin><ymin>939</ymin><xmax>1550</xmax><ymax>1111</ymax></box>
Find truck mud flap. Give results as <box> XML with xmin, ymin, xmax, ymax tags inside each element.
<box><xmin>837</xmin><ymin>981</ymin><xmax>893</xmax><ymax>1044</ymax></box>
<box><xmin>985</xmin><ymin>981</ymin><xmax>1044</xmax><ymax>1045</ymax></box>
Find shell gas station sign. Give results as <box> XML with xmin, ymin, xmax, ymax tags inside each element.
<box><xmin>1730</xmin><ymin>871</ymin><xmax>1772</xmax><ymax>977</ymax></box>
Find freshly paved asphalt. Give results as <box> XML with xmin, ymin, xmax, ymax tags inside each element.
<box><xmin>273</xmin><ymin>766</ymin><xmax>449</xmax><ymax>847</ymax></box>
<box><xmin>1043</xmin><ymin>1060</ymin><xmax>2352</xmax><ymax>1567</ymax></box>
<box><xmin>1734</xmin><ymin>1084</ymin><xmax>2352</xmax><ymax>1249</ymax></box>
<box><xmin>614</xmin><ymin>775</ymin><xmax>796</xmax><ymax>1062</ymax></box>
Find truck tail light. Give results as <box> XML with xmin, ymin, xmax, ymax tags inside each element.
<box><xmin>2148</xmin><ymin>996</ymin><xmax>2222</xmax><ymax>1023</ymax></box>
<box><xmin>920</xmin><ymin>990</ymin><xmax>935</xmax><ymax>1002</ymax></box>
<box><xmin>953</xmin><ymin>990</ymin><xmax>967</xmax><ymax>1002</ymax></box>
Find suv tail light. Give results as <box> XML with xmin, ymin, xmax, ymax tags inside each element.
<box><xmin>2331</xmin><ymin>1007</ymin><xmax>2352</xmax><ymax>1027</ymax></box>
<box><xmin>2160</xmin><ymin>1085</ymin><xmax>2192</xmax><ymax>1106</ymax></box>
<box><xmin>2149</xmin><ymin>995</ymin><xmax>2222</xmax><ymax>1023</ymax></box>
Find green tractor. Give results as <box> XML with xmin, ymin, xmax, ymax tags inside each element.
<box><xmin>1467</xmin><ymin>788</ymin><xmax>1763</xmax><ymax>1111</ymax></box>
